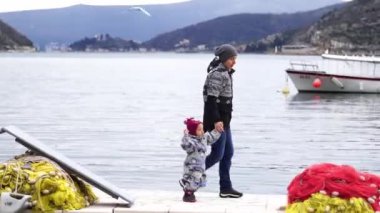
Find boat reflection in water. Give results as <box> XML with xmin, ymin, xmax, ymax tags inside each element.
<box><xmin>287</xmin><ymin>93</ymin><xmax>380</xmax><ymax>122</ymax></box>
<box><xmin>289</xmin><ymin>92</ymin><xmax>380</xmax><ymax>103</ymax></box>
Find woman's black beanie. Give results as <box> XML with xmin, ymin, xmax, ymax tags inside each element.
<box><xmin>215</xmin><ymin>44</ymin><xmax>238</xmax><ymax>62</ymax></box>
<box><xmin>207</xmin><ymin>44</ymin><xmax>238</xmax><ymax>72</ymax></box>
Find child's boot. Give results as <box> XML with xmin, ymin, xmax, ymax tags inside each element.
<box><xmin>183</xmin><ymin>190</ymin><xmax>196</xmax><ymax>202</ymax></box>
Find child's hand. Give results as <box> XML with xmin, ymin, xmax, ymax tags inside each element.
<box><xmin>184</xmin><ymin>129</ymin><xmax>189</xmax><ymax>135</ymax></box>
<box><xmin>214</xmin><ymin>121</ymin><xmax>224</xmax><ymax>132</ymax></box>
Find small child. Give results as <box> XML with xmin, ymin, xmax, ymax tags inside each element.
<box><xmin>179</xmin><ymin>118</ymin><xmax>221</xmax><ymax>202</ymax></box>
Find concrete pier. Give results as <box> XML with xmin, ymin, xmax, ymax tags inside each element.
<box><xmin>65</xmin><ymin>189</ymin><xmax>287</xmax><ymax>213</ymax></box>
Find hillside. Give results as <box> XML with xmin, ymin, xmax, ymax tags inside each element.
<box><xmin>247</xmin><ymin>0</ymin><xmax>380</xmax><ymax>54</ymax></box>
<box><xmin>69</xmin><ymin>34</ymin><xmax>140</xmax><ymax>52</ymax></box>
<box><xmin>298</xmin><ymin>0</ymin><xmax>380</xmax><ymax>53</ymax></box>
<box><xmin>0</xmin><ymin>19</ymin><xmax>34</xmax><ymax>51</ymax></box>
<box><xmin>143</xmin><ymin>4</ymin><xmax>343</xmax><ymax>51</ymax></box>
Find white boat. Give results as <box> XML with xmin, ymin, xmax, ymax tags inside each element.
<box><xmin>286</xmin><ymin>54</ymin><xmax>380</xmax><ymax>93</ymax></box>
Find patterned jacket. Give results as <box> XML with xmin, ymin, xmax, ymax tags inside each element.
<box><xmin>181</xmin><ymin>130</ymin><xmax>221</xmax><ymax>170</ymax></box>
<box><xmin>203</xmin><ymin>63</ymin><xmax>234</xmax><ymax>131</ymax></box>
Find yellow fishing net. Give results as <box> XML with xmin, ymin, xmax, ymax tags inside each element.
<box><xmin>0</xmin><ymin>153</ymin><xmax>98</xmax><ymax>212</ymax></box>
<box><xmin>286</xmin><ymin>193</ymin><xmax>374</xmax><ymax>213</ymax></box>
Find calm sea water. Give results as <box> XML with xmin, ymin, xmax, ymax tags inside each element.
<box><xmin>0</xmin><ymin>53</ymin><xmax>380</xmax><ymax>195</ymax></box>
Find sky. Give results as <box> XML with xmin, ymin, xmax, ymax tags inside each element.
<box><xmin>0</xmin><ymin>0</ymin><xmax>353</xmax><ymax>13</ymax></box>
<box><xmin>0</xmin><ymin>0</ymin><xmax>190</xmax><ymax>13</ymax></box>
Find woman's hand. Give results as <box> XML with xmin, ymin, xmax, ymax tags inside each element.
<box><xmin>214</xmin><ymin>121</ymin><xmax>224</xmax><ymax>132</ymax></box>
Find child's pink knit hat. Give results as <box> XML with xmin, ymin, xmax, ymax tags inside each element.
<box><xmin>184</xmin><ymin>118</ymin><xmax>202</xmax><ymax>136</ymax></box>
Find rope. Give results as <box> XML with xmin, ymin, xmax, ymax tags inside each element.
<box><xmin>13</xmin><ymin>162</ymin><xmax>22</xmax><ymax>193</ymax></box>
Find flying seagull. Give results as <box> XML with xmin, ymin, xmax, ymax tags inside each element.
<box><xmin>129</xmin><ymin>6</ymin><xmax>151</xmax><ymax>17</ymax></box>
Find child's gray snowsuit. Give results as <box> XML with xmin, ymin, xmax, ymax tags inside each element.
<box><xmin>180</xmin><ymin>130</ymin><xmax>221</xmax><ymax>191</ymax></box>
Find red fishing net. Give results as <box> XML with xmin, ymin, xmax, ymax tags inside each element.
<box><xmin>287</xmin><ymin>163</ymin><xmax>380</xmax><ymax>210</ymax></box>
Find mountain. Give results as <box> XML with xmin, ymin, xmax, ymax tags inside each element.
<box><xmin>0</xmin><ymin>19</ymin><xmax>34</xmax><ymax>51</ymax></box>
<box><xmin>69</xmin><ymin>34</ymin><xmax>140</xmax><ymax>52</ymax></box>
<box><xmin>246</xmin><ymin>0</ymin><xmax>380</xmax><ymax>54</ymax></box>
<box><xmin>0</xmin><ymin>0</ymin><xmax>342</xmax><ymax>49</ymax></box>
<box><xmin>143</xmin><ymin>4</ymin><xmax>344</xmax><ymax>51</ymax></box>
<box><xmin>293</xmin><ymin>0</ymin><xmax>380</xmax><ymax>54</ymax></box>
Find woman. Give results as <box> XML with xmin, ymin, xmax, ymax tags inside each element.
<box><xmin>203</xmin><ymin>44</ymin><xmax>243</xmax><ymax>198</ymax></box>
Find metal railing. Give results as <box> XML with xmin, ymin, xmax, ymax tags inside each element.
<box><xmin>289</xmin><ymin>61</ymin><xmax>320</xmax><ymax>71</ymax></box>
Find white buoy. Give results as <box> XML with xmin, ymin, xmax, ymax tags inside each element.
<box><xmin>331</xmin><ymin>77</ymin><xmax>344</xmax><ymax>89</ymax></box>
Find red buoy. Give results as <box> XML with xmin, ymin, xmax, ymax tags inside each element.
<box><xmin>312</xmin><ymin>78</ymin><xmax>322</xmax><ymax>88</ymax></box>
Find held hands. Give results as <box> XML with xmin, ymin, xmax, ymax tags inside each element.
<box><xmin>214</xmin><ymin>121</ymin><xmax>224</xmax><ymax>132</ymax></box>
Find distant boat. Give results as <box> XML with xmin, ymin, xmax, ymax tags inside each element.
<box><xmin>286</xmin><ymin>54</ymin><xmax>380</xmax><ymax>93</ymax></box>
